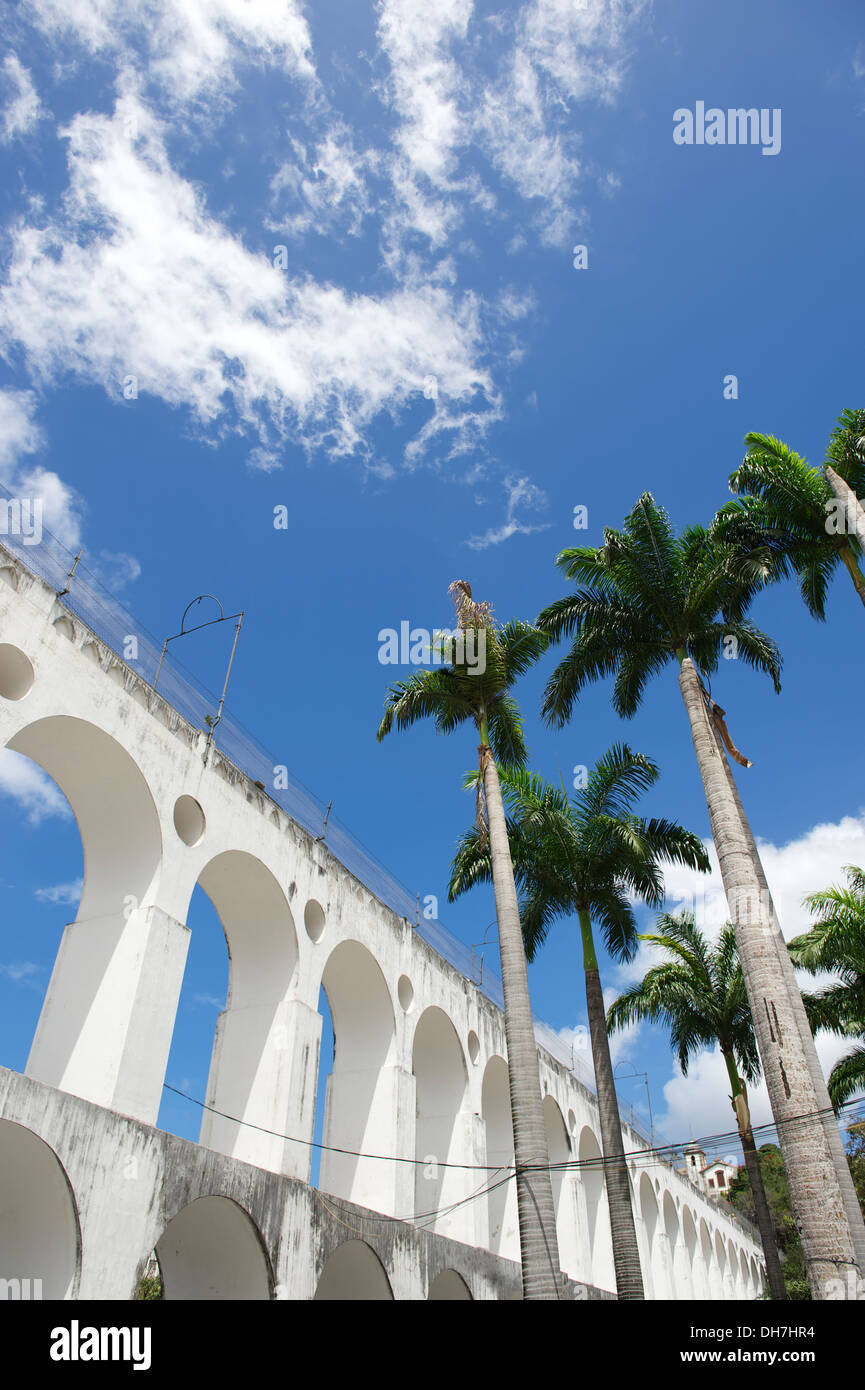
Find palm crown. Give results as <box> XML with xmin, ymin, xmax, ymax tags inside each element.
<box><xmin>606</xmin><ymin>912</ymin><xmax>761</xmax><ymax>1083</ymax></box>
<box><xmin>448</xmin><ymin>745</ymin><xmax>710</xmax><ymax>965</ymax></box>
<box><xmin>714</xmin><ymin>409</ymin><xmax>865</xmax><ymax>620</ymax></box>
<box><xmin>376</xmin><ymin>580</ymin><xmax>547</xmax><ymax>768</ymax></box>
<box><xmin>788</xmin><ymin>865</ymin><xmax>865</xmax><ymax>1110</ymax></box>
<box><xmin>536</xmin><ymin>492</ymin><xmax>781</xmax><ymax>726</ymax></box>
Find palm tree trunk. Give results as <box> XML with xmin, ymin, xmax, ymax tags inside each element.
<box><xmin>722</xmin><ymin>1051</ymin><xmax>786</xmax><ymax>1300</ymax></box>
<box><xmin>677</xmin><ymin>654</ymin><xmax>860</xmax><ymax>1299</ymax></box>
<box><xmin>579</xmin><ymin>909</ymin><xmax>645</xmax><ymax>1299</ymax></box>
<box><xmin>480</xmin><ymin>722</ymin><xmax>562</xmax><ymax>1299</ymax></box>
<box><xmin>839</xmin><ymin>543</ymin><xmax>865</xmax><ymax>609</ymax></box>
<box><xmin>715</xmin><ymin>725</ymin><xmax>865</xmax><ymax>1274</ymax></box>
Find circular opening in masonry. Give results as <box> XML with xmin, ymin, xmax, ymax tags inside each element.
<box><xmin>174</xmin><ymin>794</ymin><xmax>206</xmax><ymax>847</ymax></box>
<box><xmin>567</xmin><ymin>1108</ymin><xmax>576</xmax><ymax>1134</ymax></box>
<box><xmin>304</xmin><ymin>899</ymin><xmax>326</xmax><ymax>943</ymax></box>
<box><xmin>0</xmin><ymin>644</ymin><xmax>35</xmax><ymax>701</ymax></box>
<box><xmin>467</xmin><ymin>1030</ymin><xmax>480</xmax><ymax>1065</ymax></box>
<box><xmin>397</xmin><ymin>974</ymin><xmax>414</xmax><ymax>1012</ymax></box>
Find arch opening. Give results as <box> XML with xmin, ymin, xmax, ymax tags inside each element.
<box><xmin>314</xmin><ymin>1239</ymin><xmax>393</xmax><ymax>1301</ymax></box>
<box><xmin>156</xmin><ymin>1196</ymin><xmax>272</xmax><ymax>1300</ymax></box>
<box><xmin>578</xmin><ymin>1125</ymin><xmax>615</xmax><ymax>1291</ymax></box>
<box><xmin>543</xmin><ymin>1095</ymin><xmax>578</xmax><ymax>1278</ymax></box>
<box><xmin>318</xmin><ymin>940</ymin><xmax>396</xmax><ymax>1212</ymax></box>
<box><xmin>4</xmin><ymin>716</ymin><xmax>164</xmax><ymax>1118</ymax></box>
<box><xmin>428</xmin><ymin>1269</ymin><xmax>472</xmax><ymax>1301</ymax></box>
<box><xmin>413</xmin><ymin>1007</ymin><xmax>468</xmax><ymax>1240</ymax></box>
<box><xmin>0</xmin><ymin>1120</ymin><xmax>79</xmax><ymax>1299</ymax></box>
<box><xmin>181</xmin><ymin>851</ymin><xmax>300</xmax><ymax>1173</ymax></box>
<box><xmin>481</xmin><ymin>1057</ymin><xmax>518</xmax><ymax>1261</ymax></box>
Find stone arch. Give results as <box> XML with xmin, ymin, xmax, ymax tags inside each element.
<box><xmin>578</xmin><ymin>1124</ymin><xmax>615</xmax><ymax>1291</ymax></box>
<box><xmin>156</xmin><ymin>1195</ymin><xmax>272</xmax><ymax>1300</ymax></box>
<box><xmin>663</xmin><ymin>1189</ymin><xmax>685</xmax><ymax>1298</ymax></box>
<box><xmin>314</xmin><ymin>1239</ymin><xmax>393</xmax><ymax>1300</ymax></box>
<box><xmin>187</xmin><ymin>851</ymin><xmax>300</xmax><ymax>1174</ymax></box>
<box><xmin>6</xmin><ymin>715</ymin><xmax>161</xmax><ymax>920</ymax></box>
<box><xmin>481</xmin><ymin>1057</ymin><xmax>518</xmax><ymax>1261</ymax></box>
<box><xmin>682</xmin><ymin>1206</ymin><xmax>703</xmax><ymax>1299</ymax></box>
<box><xmin>638</xmin><ymin>1172</ymin><xmax>661</xmax><ymax>1297</ymax></box>
<box><xmin>318</xmin><ymin>940</ymin><xmax>397</xmax><ymax>1212</ymax></box>
<box><xmin>700</xmin><ymin>1219</ymin><xmax>718</xmax><ymax>1298</ymax></box>
<box><xmin>6</xmin><ymin>715</ymin><xmax>167</xmax><ymax>1120</ymax></box>
<box><xmin>0</xmin><ymin>1119</ymin><xmax>80</xmax><ymax>1299</ymax></box>
<box><xmin>428</xmin><ymin>1269</ymin><xmax>472</xmax><ymax>1300</ymax></box>
<box><xmin>543</xmin><ymin>1095</ymin><xmax>578</xmax><ymax>1278</ymax></box>
<box><xmin>750</xmin><ymin>1254</ymin><xmax>761</xmax><ymax>1300</ymax></box>
<box><xmin>715</xmin><ymin>1230</ymin><xmax>730</xmax><ymax>1297</ymax></box>
<box><xmin>412</xmin><ymin>1007</ymin><xmax>469</xmax><ymax>1240</ymax></box>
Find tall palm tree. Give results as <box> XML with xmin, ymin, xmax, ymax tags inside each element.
<box><xmin>789</xmin><ymin>866</ymin><xmax>865</xmax><ymax>1111</ymax></box>
<box><xmin>607</xmin><ymin>912</ymin><xmax>786</xmax><ymax>1300</ymax></box>
<box><xmin>535</xmin><ymin>493</ymin><xmax>864</xmax><ymax>1298</ymax></box>
<box><xmin>715</xmin><ymin>408</ymin><xmax>865</xmax><ymax>615</ymax></box>
<box><xmin>447</xmin><ymin>746</ymin><xmax>710</xmax><ymax>1300</ymax></box>
<box><xmin>376</xmin><ymin>581</ymin><xmax>561</xmax><ymax>1300</ymax></box>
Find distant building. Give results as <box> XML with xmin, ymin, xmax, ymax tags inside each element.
<box><xmin>680</xmin><ymin>1142</ymin><xmax>738</xmax><ymax>1199</ymax></box>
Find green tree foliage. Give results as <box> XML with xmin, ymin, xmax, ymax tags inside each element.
<box><xmin>727</xmin><ymin>1146</ymin><xmax>810</xmax><ymax>1301</ymax></box>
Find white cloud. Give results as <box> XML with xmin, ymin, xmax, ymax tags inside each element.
<box><xmin>0</xmin><ymin>388</ymin><xmax>44</xmax><ymax>476</ymax></box>
<box><xmin>376</xmin><ymin>0</ymin><xmax>647</xmax><ymax>253</ymax></box>
<box><xmin>378</xmin><ymin>0</ymin><xmax>472</xmax><ymax>184</ymax></box>
<box><xmin>0</xmin><ymin>961</ymin><xmax>41</xmax><ymax>984</ymax></box>
<box><xmin>0</xmin><ymin>750</ymin><xmax>72</xmax><ymax>824</ymax></box>
<box><xmin>0</xmin><ymin>98</ymin><xmax>500</xmax><ymax>464</ymax></box>
<box><xmin>655</xmin><ymin>811</ymin><xmax>865</xmax><ymax>948</ymax></box>
<box><xmin>0</xmin><ymin>390</ymin><xmax>84</xmax><ymax>550</ymax></box>
<box><xmin>25</xmin><ymin>0</ymin><xmax>315</xmax><ymax>109</ymax></box>
<box><xmin>600</xmin><ymin>810</ymin><xmax>865</xmax><ymax>1144</ymax></box>
<box><xmin>465</xmin><ymin>472</ymin><xmax>551</xmax><ymax>548</ymax></box>
<box><xmin>34</xmin><ymin>877</ymin><xmax>83</xmax><ymax>905</ymax></box>
<box><xmin>90</xmin><ymin>551</ymin><xmax>142</xmax><ymax>591</ymax></box>
<box><xmin>270</xmin><ymin>126</ymin><xmax>377</xmax><ymax>240</ymax></box>
<box><xmin>658</xmin><ymin>1032</ymin><xmax>859</xmax><ymax>1151</ymax></box>
<box><xmin>0</xmin><ymin>54</ymin><xmax>49</xmax><ymax>144</ymax></box>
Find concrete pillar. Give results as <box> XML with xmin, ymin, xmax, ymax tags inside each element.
<box><xmin>200</xmin><ymin>998</ymin><xmax>322</xmax><ymax>1179</ymax></box>
<box><xmin>320</xmin><ymin>1062</ymin><xmax>415</xmax><ymax>1217</ymax></box>
<box><xmin>26</xmin><ymin>905</ymin><xmax>189</xmax><ymax>1124</ymax></box>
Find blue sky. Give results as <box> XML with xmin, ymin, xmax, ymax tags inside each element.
<box><xmin>1</xmin><ymin>0</ymin><xmax>864</xmax><ymax>1165</ymax></box>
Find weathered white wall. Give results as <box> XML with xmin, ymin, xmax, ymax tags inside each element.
<box><xmin>0</xmin><ymin>550</ymin><xmax>765</xmax><ymax>1298</ymax></box>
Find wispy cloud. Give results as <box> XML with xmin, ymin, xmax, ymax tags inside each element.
<box><xmin>0</xmin><ymin>750</ymin><xmax>71</xmax><ymax>824</ymax></box>
<box><xmin>0</xmin><ymin>97</ymin><xmax>500</xmax><ymax>464</ymax></box>
<box><xmin>465</xmin><ymin>473</ymin><xmax>551</xmax><ymax>548</ymax></box>
<box><xmin>35</xmin><ymin>877</ymin><xmax>83</xmax><ymax>905</ymax></box>
<box><xmin>24</xmin><ymin>0</ymin><xmax>316</xmax><ymax>110</ymax></box>
<box><xmin>0</xmin><ymin>961</ymin><xmax>41</xmax><ymax>986</ymax></box>
<box><xmin>0</xmin><ymin>54</ymin><xmax>49</xmax><ymax>144</ymax></box>
<box><xmin>192</xmin><ymin>993</ymin><xmax>225</xmax><ymax>1009</ymax></box>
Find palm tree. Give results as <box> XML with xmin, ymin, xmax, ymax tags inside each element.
<box><xmin>715</xmin><ymin>408</ymin><xmax>865</xmax><ymax>615</ymax></box>
<box><xmin>789</xmin><ymin>866</ymin><xmax>865</xmax><ymax>1111</ymax></box>
<box><xmin>607</xmin><ymin>912</ymin><xmax>786</xmax><ymax>1299</ymax></box>
<box><xmin>376</xmin><ymin>581</ymin><xmax>561</xmax><ymax>1299</ymax></box>
<box><xmin>535</xmin><ymin>493</ymin><xmax>865</xmax><ymax>1298</ymax></box>
<box><xmin>447</xmin><ymin>746</ymin><xmax>710</xmax><ymax>1300</ymax></box>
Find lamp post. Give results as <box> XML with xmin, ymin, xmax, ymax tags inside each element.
<box><xmin>614</xmin><ymin>1060</ymin><xmax>655</xmax><ymax>1147</ymax></box>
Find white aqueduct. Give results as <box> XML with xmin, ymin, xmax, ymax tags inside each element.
<box><xmin>0</xmin><ymin>541</ymin><xmax>765</xmax><ymax>1299</ymax></box>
